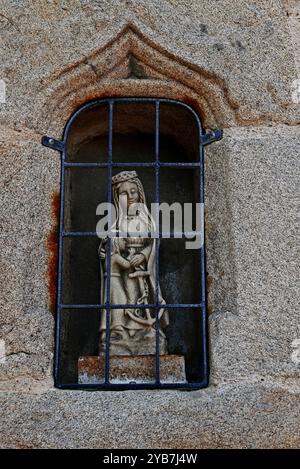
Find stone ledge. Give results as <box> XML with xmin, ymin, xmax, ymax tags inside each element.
<box><xmin>0</xmin><ymin>382</ymin><xmax>299</xmax><ymax>448</ymax></box>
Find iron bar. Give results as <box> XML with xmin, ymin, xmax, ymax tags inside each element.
<box><xmin>59</xmin><ymin>303</ymin><xmax>204</xmax><ymax>309</ymax></box>
<box><xmin>155</xmin><ymin>100</ymin><xmax>160</xmax><ymax>385</ymax></box>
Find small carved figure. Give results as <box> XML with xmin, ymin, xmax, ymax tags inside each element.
<box><xmin>99</xmin><ymin>171</ymin><xmax>169</xmax><ymax>355</ymax></box>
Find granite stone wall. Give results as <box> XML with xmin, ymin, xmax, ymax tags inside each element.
<box><xmin>0</xmin><ymin>0</ymin><xmax>299</xmax><ymax>448</ymax></box>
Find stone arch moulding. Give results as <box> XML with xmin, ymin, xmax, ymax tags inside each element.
<box><xmin>39</xmin><ymin>23</ymin><xmax>238</xmax><ymax>135</ymax></box>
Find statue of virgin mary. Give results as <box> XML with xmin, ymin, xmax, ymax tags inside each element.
<box><xmin>99</xmin><ymin>170</ymin><xmax>169</xmax><ymax>355</ymax></box>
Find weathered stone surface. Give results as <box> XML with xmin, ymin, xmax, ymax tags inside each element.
<box><xmin>78</xmin><ymin>355</ymin><xmax>186</xmax><ymax>384</ymax></box>
<box><xmin>283</xmin><ymin>0</ymin><xmax>300</xmax><ymax>72</ymax></box>
<box><xmin>0</xmin><ymin>0</ymin><xmax>299</xmax><ymax>449</ymax></box>
<box><xmin>0</xmin><ymin>381</ymin><xmax>299</xmax><ymax>448</ymax></box>
<box><xmin>0</xmin><ymin>127</ymin><xmax>57</xmax><ymax>392</ymax></box>
<box><xmin>205</xmin><ymin>125</ymin><xmax>300</xmax><ymax>384</ymax></box>
<box><xmin>0</xmin><ymin>0</ymin><xmax>299</xmax><ymax>135</ymax></box>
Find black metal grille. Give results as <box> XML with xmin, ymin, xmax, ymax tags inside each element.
<box><xmin>42</xmin><ymin>97</ymin><xmax>223</xmax><ymax>390</ymax></box>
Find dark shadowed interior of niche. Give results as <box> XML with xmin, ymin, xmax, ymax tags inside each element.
<box><xmin>60</xmin><ymin>101</ymin><xmax>205</xmax><ymax>385</ymax></box>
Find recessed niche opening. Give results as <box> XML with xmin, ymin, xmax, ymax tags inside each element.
<box><xmin>59</xmin><ymin>100</ymin><xmax>206</xmax><ymax>387</ymax></box>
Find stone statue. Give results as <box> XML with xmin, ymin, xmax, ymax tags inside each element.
<box><xmin>99</xmin><ymin>170</ymin><xmax>169</xmax><ymax>355</ymax></box>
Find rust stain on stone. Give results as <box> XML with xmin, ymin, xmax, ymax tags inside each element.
<box><xmin>69</xmin><ymin>91</ymin><xmax>118</xmax><ymax>112</ymax></box>
<box><xmin>206</xmin><ymin>274</ymin><xmax>214</xmax><ymax>315</ymax></box>
<box><xmin>15</xmin><ymin>442</ymin><xmax>35</xmax><ymax>449</ymax></box>
<box><xmin>46</xmin><ymin>192</ymin><xmax>60</xmax><ymax>316</ymax></box>
<box><xmin>183</xmin><ymin>96</ymin><xmax>208</xmax><ymax>125</ymax></box>
<box><xmin>206</xmin><ymin>274</ymin><xmax>214</xmax><ymax>291</ymax></box>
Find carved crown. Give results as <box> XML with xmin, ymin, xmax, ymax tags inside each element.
<box><xmin>112</xmin><ymin>171</ymin><xmax>138</xmax><ymax>185</ymax></box>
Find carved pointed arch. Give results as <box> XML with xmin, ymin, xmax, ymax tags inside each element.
<box><xmin>40</xmin><ymin>24</ymin><xmax>238</xmax><ymax>133</ymax></box>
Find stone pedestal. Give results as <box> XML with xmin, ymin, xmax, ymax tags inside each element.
<box><xmin>78</xmin><ymin>355</ymin><xmax>186</xmax><ymax>384</ymax></box>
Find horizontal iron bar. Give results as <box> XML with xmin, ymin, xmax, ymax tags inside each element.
<box><xmin>63</xmin><ymin>162</ymin><xmax>201</xmax><ymax>168</ymax></box>
<box><xmin>64</xmin><ymin>162</ymin><xmax>107</xmax><ymax>167</ymax></box>
<box><xmin>158</xmin><ymin>162</ymin><xmax>200</xmax><ymax>167</ymax></box>
<box><xmin>59</xmin><ymin>303</ymin><xmax>204</xmax><ymax>309</ymax></box>
<box><xmin>62</xmin><ymin>231</ymin><xmax>203</xmax><ymax>237</ymax></box>
<box><xmin>63</xmin><ymin>231</ymin><xmax>99</xmax><ymax>237</ymax></box>
<box><xmin>56</xmin><ymin>380</ymin><xmax>208</xmax><ymax>390</ymax></box>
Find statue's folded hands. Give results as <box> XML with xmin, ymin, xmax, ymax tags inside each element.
<box><xmin>129</xmin><ymin>253</ymin><xmax>145</xmax><ymax>267</ymax></box>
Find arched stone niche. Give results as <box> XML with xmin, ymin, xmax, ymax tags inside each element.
<box><xmin>60</xmin><ymin>99</ymin><xmax>206</xmax><ymax>385</ymax></box>
<box><xmin>40</xmin><ymin>24</ymin><xmax>236</xmax><ymax>388</ymax></box>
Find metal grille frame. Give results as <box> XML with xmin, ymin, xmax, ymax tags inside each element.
<box><xmin>42</xmin><ymin>97</ymin><xmax>223</xmax><ymax>390</ymax></box>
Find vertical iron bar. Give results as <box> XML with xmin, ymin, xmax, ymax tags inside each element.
<box><xmin>155</xmin><ymin>100</ymin><xmax>160</xmax><ymax>384</ymax></box>
<box><xmin>199</xmin><ymin>134</ymin><xmax>208</xmax><ymax>384</ymax></box>
<box><xmin>54</xmin><ymin>147</ymin><xmax>65</xmax><ymax>385</ymax></box>
<box><xmin>104</xmin><ymin>100</ymin><xmax>114</xmax><ymax>384</ymax></box>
